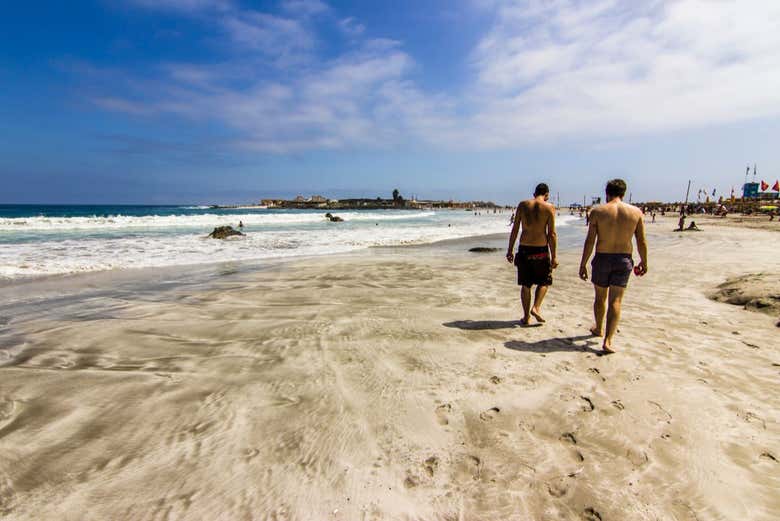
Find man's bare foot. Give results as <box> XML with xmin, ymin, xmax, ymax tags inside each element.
<box><xmin>601</xmin><ymin>339</ymin><xmax>615</xmax><ymax>355</ymax></box>
<box><xmin>519</xmin><ymin>317</ymin><xmax>531</xmax><ymax>326</ymax></box>
<box><xmin>531</xmin><ymin>308</ymin><xmax>545</xmax><ymax>323</ymax></box>
<box><xmin>589</xmin><ymin>326</ymin><xmax>603</xmax><ymax>337</ymax></box>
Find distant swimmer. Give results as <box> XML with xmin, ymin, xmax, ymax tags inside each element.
<box><xmin>506</xmin><ymin>183</ymin><xmax>558</xmax><ymax>325</ymax></box>
<box><xmin>238</xmin><ymin>220</ymin><xmax>244</xmax><ymax>229</ymax></box>
<box><xmin>579</xmin><ymin>179</ymin><xmax>648</xmax><ymax>354</ymax></box>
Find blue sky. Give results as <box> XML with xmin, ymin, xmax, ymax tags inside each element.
<box><xmin>2</xmin><ymin>0</ymin><xmax>779</xmax><ymax>205</ymax></box>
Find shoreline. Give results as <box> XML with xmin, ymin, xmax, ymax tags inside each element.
<box><xmin>0</xmin><ymin>229</ymin><xmax>527</xmax><ymax>299</ymax></box>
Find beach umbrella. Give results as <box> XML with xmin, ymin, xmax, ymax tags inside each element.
<box><xmin>760</xmin><ymin>180</ymin><xmax>769</xmax><ymax>191</ymax></box>
<box><xmin>773</xmin><ymin>180</ymin><xmax>780</xmax><ymax>191</ymax></box>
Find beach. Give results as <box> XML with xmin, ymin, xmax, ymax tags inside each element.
<box><xmin>1</xmin><ymin>217</ymin><xmax>778</xmax><ymax>520</ymax></box>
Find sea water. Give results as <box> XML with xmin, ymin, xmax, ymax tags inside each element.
<box><xmin>0</xmin><ymin>205</ymin><xmax>580</xmax><ymax>280</ymax></box>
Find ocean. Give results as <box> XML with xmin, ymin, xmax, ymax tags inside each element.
<box><xmin>0</xmin><ymin>204</ymin><xmax>581</xmax><ymax>280</ymax></box>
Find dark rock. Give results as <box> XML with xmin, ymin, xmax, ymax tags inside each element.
<box><xmin>208</xmin><ymin>226</ymin><xmax>245</xmax><ymax>239</ymax></box>
<box><xmin>325</xmin><ymin>212</ymin><xmax>344</xmax><ymax>222</ymax></box>
<box><xmin>469</xmin><ymin>247</ymin><xmax>500</xmax><ymax>253</ymax></box>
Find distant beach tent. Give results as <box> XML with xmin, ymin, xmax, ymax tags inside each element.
<box><xmin>773</xmin><ymin>180</ymin><xmax>780</xmax><ymax>192</ymax></box>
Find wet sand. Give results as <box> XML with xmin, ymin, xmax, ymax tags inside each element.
<box><xmin>1</xmin><ymin>220</ymin><xmax>779</xmax><ymax>520</ymax></box>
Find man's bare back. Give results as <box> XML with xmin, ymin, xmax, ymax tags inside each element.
<box><xmin>506</xmin><ymin>184</ymin><xmax>558</xmax><ymax>325</ymax></box>
<box><xmin>590</xmin><ymin>200</ymin><xmax>644</xmax><ymax>254</ymax></box>
<box><xmin>579</xmin><ymin>179</ymin><xmax>649</xmax><ymax>354</ymax></box>
<box><xmin>517</xmin><ymin>199</ymin><xmax>555</xmax><ymax>247</ymax></box>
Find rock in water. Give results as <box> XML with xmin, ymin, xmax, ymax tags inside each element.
<box><xmin>469</xmin><ymin>247</ymin><xmax>500</xmax><ymax>253</ymax></box>
<box><xmin>208</xmin><ymin>226</ymin><xmax>245</xmax><ymax>239</ymax></box>
<box><xmin>325</xmin><ymin>213</ymin><xmax>344</xmax><ymax>222</ymax></box>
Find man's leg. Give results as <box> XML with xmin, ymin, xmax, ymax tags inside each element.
<box><xmin>531</xmin><ymin>285</ymin><xmax>549</xmax><ymax>323</ymax></box>
<box><xmin>603</xmin><ymin>286</ymin><xmax>626</xmax><ymax>353</ymax></box>
<box><xmin>520</xmin><ymin>285</ymin><xmax>532</xmax><ymax>324</ymax></box>
<box><xmin>591</xmin><ymin>285</ymin><xmax>608</xmax><ymax>336</ymax></box>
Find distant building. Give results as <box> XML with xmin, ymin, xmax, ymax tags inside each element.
<box><xmin>260</xmin><ymin>199</ymin><xmax>279</xmax><ymax>207</ymax></box>
<box><xmin>309</xmin><ymin>195</ymin><xmax>327</xmax><ymax>203</ymax></box>
<box><xmin>743</xmin><ymin>182</ymin><xmax>759</xmax><ymax>199</ymax></box>
<box><xmin>294</xmin><ymin>195</ymin><xmax>306</xmax><ymax>202</ymax></box>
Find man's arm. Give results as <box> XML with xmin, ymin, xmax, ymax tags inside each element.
<box><xmin>547</xmin><ymin>206</ymin><xmax>558</xmax><ymax>269</ymax></box>
<box><xmin>634</xmin><ymin>213</ymin><xmax>648</xmax><ymax>275</ymax></box>
<box><xmin>506</xmin><ymin>203</ymin><xmax>522</xmax><ymax>263</ymax></box>
<box><xmin>579</xmin><ymin>213</ymin><xmax>597</xmax><ymax>280</ymax></box>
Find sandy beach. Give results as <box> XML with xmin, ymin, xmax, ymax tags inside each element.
<box><xmin>1</xmin><ymin>218</ymin><xmax>778</xmax><ymax>520</ymax></box>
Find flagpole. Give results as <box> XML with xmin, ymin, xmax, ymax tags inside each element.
<box><xmin>682</xmin><ymin>180</ymin><xmax>691</xmax><ymax>215</ymax></box>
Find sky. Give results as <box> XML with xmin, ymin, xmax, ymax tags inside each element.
<box><xmin>1</xmin><ymin>0</ymin><xmax>780</xmax><ymax>205</ymax></box>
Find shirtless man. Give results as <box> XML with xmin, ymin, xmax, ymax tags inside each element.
<box><xmin>579</xmin><ymin>179</ymin><xmax>648</xmax><ymax>354</ymax></box>
<box><xmin>506</xmin><ymin>183</ymin><xmax>558</xmax><ymax>325</ymax></box>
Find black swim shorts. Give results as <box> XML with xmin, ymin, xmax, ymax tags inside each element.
<box><xmin>591</xmin><ymin>253</ymin><xmax>633</xmax><ymax>288</ymax></box>
<box><xmin>514</xmin><ymin>245</ymin><xmax>552</xmax><ymax>287</ymax></box>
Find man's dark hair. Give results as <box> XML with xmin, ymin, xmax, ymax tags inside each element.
<box><xmin>534</xmin><ymin>183</ymin><xmax>549</xmax><ymax>197</ymax></box>
<box><xmin>605</xmin><ymin>179</ymin><xmax>627</xmax><ymax>198</ymax></box>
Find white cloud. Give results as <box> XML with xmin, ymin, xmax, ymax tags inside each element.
<box><xmin>339</xmin><ymin>17</ymin><xmax>365</xmax><ymax>37</ymax></box>
<box><xmin>468</xmin><ymin>0</ymin><xmax>780</xmax><ymax>145</ymax></box>
<box><xmin>97</xmin><ymin>0</ymin><xmax>780</xmax><ymax>152</ymax></box>
<box><xmin>126</xmin><ymin>0</ymin><xmax>232</xmax><ymax>13</ymax></box>
<box><xmin>281</xmin><ymin>0</ymin><xmax>329</xmax><ymax>17</ymax></box>
<box><xmin>221</xmin><ymin>11</ymin><xmax>314</xmax><ymax>60</ymax></box>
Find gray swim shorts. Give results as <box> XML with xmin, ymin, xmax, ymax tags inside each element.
<box><xmin>591</xmin><ymin>253</ymin><xmax>633</xmax><ymax>288</ymax></box>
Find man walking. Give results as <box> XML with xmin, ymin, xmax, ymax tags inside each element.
<box><xmin>507</xmin><ymin>183</ymin><xmax>558</xmax><ymax>325</ymax></box>
<box><xmin>579</xmin><ymin>179</ymin><xmax>648</xmax><ymax>354</ymax></box>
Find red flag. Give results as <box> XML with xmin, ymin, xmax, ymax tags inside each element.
<box><xmin>773</xmin><ymin>180</ymin><xmax>780</xmax><ymax>192</ymax></box>
<box><xmin>760</xmin><ymin>180</ymin><xmax>769</xmax><ymax>191</ymax></box>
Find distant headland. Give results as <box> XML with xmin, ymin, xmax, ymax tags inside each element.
<box><xmin>210</xmin><ymin>190</ymin><xmax>504</xmax><ymax>211</ymax></box>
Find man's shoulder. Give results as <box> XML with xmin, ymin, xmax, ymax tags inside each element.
<box><xmin>621</xmin><ymin>202</ymin><xmax>644</xmax><ymax>216</ymax></box>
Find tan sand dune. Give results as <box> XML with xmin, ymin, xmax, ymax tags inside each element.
<box><xmin>0</xmin><ymin>221</ymin><xmax>778</xmax><ymax>520</ymax></box>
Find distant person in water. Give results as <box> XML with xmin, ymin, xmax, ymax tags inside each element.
<box><xmin>579</xmin><ymin>179</ymin><xmax>648</xmax><ymax>354</ymax></box>
<box><xmin>507</xmin><ymin>183</ymin><xmax>558</xmax><ymax>325</ymax></box>
<box><xmin>238</xmin><ymin>221</ymin><xmax>244</xmax><ymax>229</ymax></box>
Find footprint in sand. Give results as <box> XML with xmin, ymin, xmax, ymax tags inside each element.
<box><xmin>489</xmin><ymin>376</ymin><xmax>502</xmax><ymax>385</ymax></box>
<box><xmin>243</xmin><ymin>448</ymin><xmax>260</xmax><ymax>462</ymax></box>
<box><xmin>759</xmin><ymin>451</ymin><xmax>777</xmax><ymax>462</ymax></box>
<box><xmin>436</xmin><ymin>403</ymin><xmax>452</xmax><ymax>425</ymax></box>
<box><xmin>580</xmin><ymin>396</ymin><xmax>595</xmax><ymax>412</ymax></box>
<box><xmin>423</xmin><ymin>456</ymin><xmax>439</xmax><ymax>477</ymax></box>
<box><xmin>463</xmin><ymin>455</ymin><xmax>481</xmax><ymax>480</ymax></box>
<box><xmin>547</xmin><ymin>476</ymin><xmax>571</xmax><ymax>498</ymax></box>
<box><xmin>582</xmin><ymin>507</ymin><xmax>603</xmax><ymax>521</ymax></box>
<box><xmin>648</xmin><ymin>401</ymin><xmax>672</xmax><ymax>423</ymax></box>
<box><xmin>479</xmin><ymin>407</ymin><xmax>500</xmax><ymax>421</ymax></box>
<box><xmin>561</xmin><ymin>432</ymin><xmax>577</xmax><ymax>444</ymax></box>
<box><xmin>611</xmin><ymin>400</ymin><xmax>625</xmax><ymax>410</ymax></box>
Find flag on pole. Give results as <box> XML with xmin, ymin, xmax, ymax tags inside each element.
<box><xmin>760</xmin><ymin>180</ymin><xmax>769</xmax><ymax>191</ymax></box>
<box><xmin>773</xmin><ymin>180</ymin><xmax>780</xmax><ymax>192</ymax></box>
